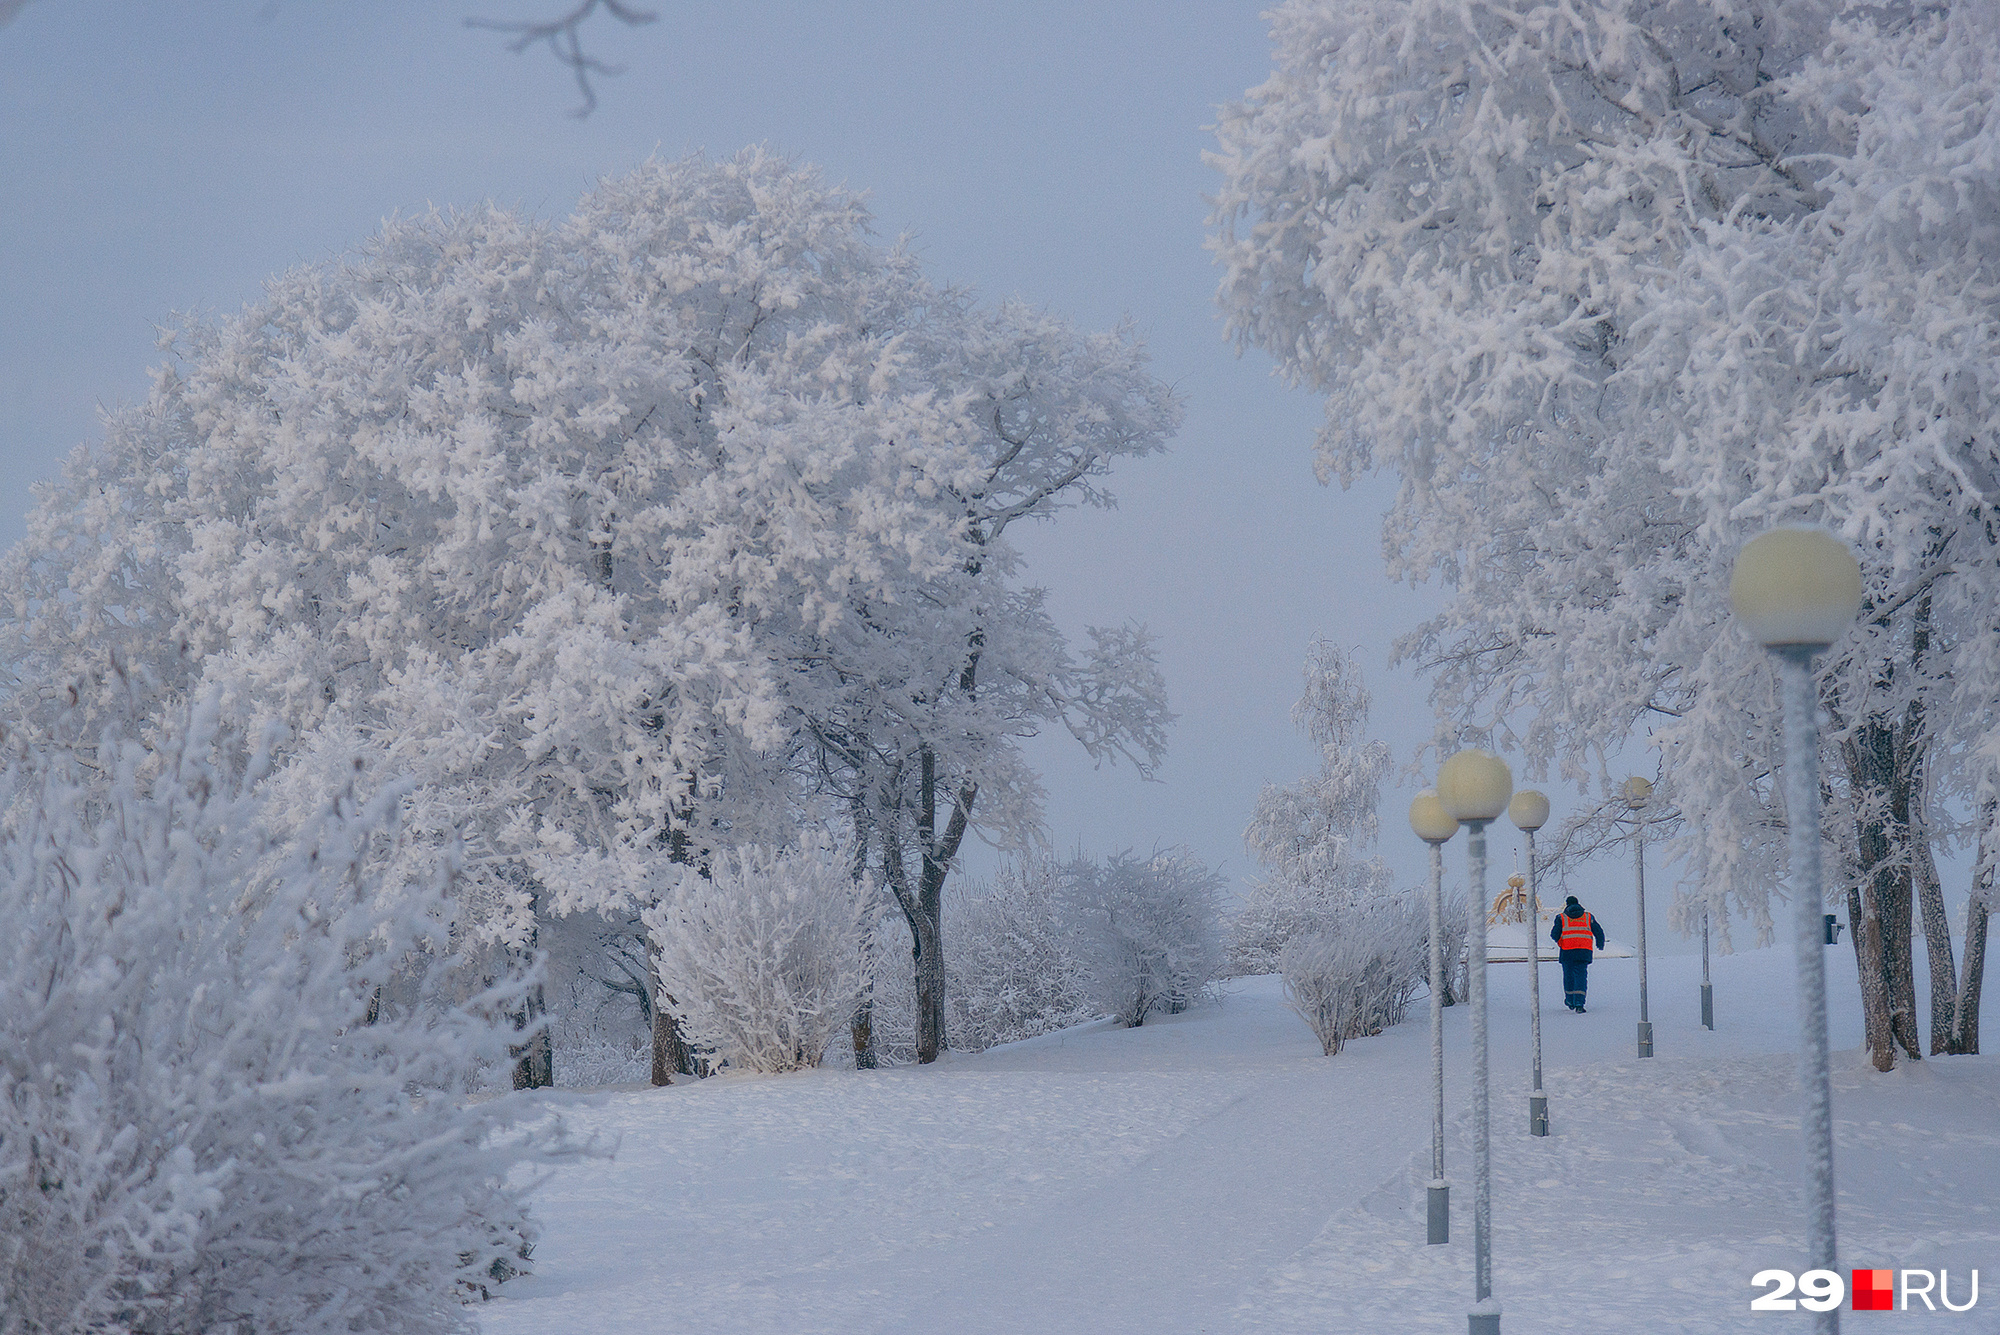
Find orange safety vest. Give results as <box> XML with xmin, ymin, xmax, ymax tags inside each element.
<box><xmin>1558</xmin><ymin>911</ymin><xmax>1597</xmax><ymax>951</ymax></box>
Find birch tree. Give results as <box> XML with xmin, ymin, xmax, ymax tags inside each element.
<box><xmin>1235</xmin><ymin>639</ymin><xmax>1394</xmax><ymax>974</ymax></box>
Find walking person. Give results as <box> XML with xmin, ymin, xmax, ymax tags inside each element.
<box><xmin>1551</xmin><ymin>896</ymin><xmax>1605</xmax><ymax>1012</ymax></box>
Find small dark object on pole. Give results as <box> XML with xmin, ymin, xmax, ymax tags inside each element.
<box><xmin>1824</xmin><ymin>914</ymin><xmax>1843</xmax><ymax>946</ymax></box>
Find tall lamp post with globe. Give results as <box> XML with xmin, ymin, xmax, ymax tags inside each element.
<box><xmin>1410</xmin><ymin>790</ymin><xmax>1460</xmax><ymax>1245</ymax></box>
<box><xmin>1624</xmin><ymin>775</ymin><xmax>1655</xmax><ymax>1058</ymax></box>
<box><xmin>1731</xmin><ymin>527</ymin><xmax>1862</xmax><ymax>1334</ymax></box>
<box><xmin>1438</xmin><ymin>748</ymin><xmax>1512</xmax><ymax>1335</ymax></box>
<box><xmin>1509</xmin><ymin>790</ymin><xmax>1550</xmax><ymax>1137</ymax></box>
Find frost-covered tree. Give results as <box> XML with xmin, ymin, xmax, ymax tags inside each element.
<box><xmin>0</xmin><ymin>690</ymin><xmax>555</xmax><ymax>1333</ymax></box>
<box><xmin>1234</xmin><ymin>640</ymin><xmax>1394</xmax><ymax>974</ymax></box>
<box><xmin>795</xmin><ymin>308</ymin><xmax>1178</xmax><ymax>1064</ymax></box>
<box><xmin>1061</xmin><ymin>848</ymin><xmax>1225</xmax><ymax>1028</ymax></box>
<box><xmin>1</xmin><ymin>148</ymin><xmax>1176</xmax><ymax>1077</ymax></box>
<box><xmin>1211</xmin><ymin>0</ymin><xmax>2000</xmax><ymax>1062</ymax></box>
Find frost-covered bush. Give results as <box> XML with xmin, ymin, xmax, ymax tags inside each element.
<box><xmin>1281</xmin><ymin>896</ymin><xmax>1430</xmax><ymax>1056</ymax></box>
<box><xmin>1226</xmin><ymin>861</ymin><xmax>1397</xmax><ymax>978</ymax></box>
<box><xmin>643</xmin><ymin>844</ymin><xmax>872</xmax><ymax>1073</ymax></box>
<box><xmin>946</xmin><ymin>858</ymin><xmax>1096</xmax><ymax>1052</ymax></box>
<box><xmin>1063</xmin><ymin>849</ymin><xmax>1225</xmax><ymax>1028</ymax></box>
<box><xmin>0</xmin><ymin>696</ymin><xmax>554</xmax><ymax>1334</ymax></box>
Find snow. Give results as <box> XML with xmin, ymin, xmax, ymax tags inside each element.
<box><xmin>479</xmin><ymin>948</ymin><xmax>2000</xmax><ymax>1334</ymax></box>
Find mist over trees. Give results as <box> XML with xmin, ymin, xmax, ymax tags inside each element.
<box><xmin>1210</xmin><ymin>0</ymin><xmax>1999</xmax><ymax>1061</ymax></box>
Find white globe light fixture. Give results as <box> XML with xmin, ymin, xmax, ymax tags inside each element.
<box><xmin>1508</xmin><ymin>790</ymin><xmax>1550</xmax><ymax>1139</ymax></box>
<box><xmin>1411</xmin><ymin>790</ymin><xmax>1461</xmax><ymax>845</ymax></box>
<box><xmin>1437</xmin><ymin>748</ymin><xmax>1511</xmax><ymax>1335</ymax></box>
<box><xmin>1507</xmin><ymin>790</ymin><xmax>1549</xmax><ymax>833</ymax></box>
<box><xmin>1729</xmin><ymin>527</ymin><xmax>1865</xmax><ymax>650</ymax></box>
<box><xmin>1410</xmin><ymin>790</ymin><xmax>1459</xmax><ymax>1247</ymax></box>
<box><xmin>1731</xmin><ymin>525</ymin><xmax>1862</xmax><ymax>1335</ymax></box>
<box><xmin>1438</xmin><ymin>748</ymin><xmax>1513</xmax><ymax>822</ymax></box>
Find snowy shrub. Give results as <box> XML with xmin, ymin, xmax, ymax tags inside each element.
<box><xmin>1226</xmin><ymin>861</ymin><xmax>1396</xmax><ymax>978</ymax></box>
<box><xmin>1281</xmin><ymin>896</ymin><xmax>1430</xmax><ymax>1056</ymax></box>
<box><xmin>945</xmin><ymin>858</ymin><xmax>1097</xmax><ymax>1052</ymax></box>
<box><xmin>0</xmin><ymin>695</ymin><xmax>557</xmax><ymax>1334</ymax></box>
<box><xmin>643</xmin><ymin>844</ymin><xmax>873</xmax><ymax>1073</ymax></box>
<box><xmin>1063</xmin><ymin>849</ymin><xmax>1226</xmax><ymax>1028</ymax></box>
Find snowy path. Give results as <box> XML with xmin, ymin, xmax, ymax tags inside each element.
<box><xmin>872</xmin><ymin>1003</ymin><xmax>1433</xmax><ymax>1334</ymax></box>
<box><xmin>478</xmin><ymin>980</ymin><xmax>1440</xmax><ymax>1334</ymax></box>
<box><xmin>478</xmin><ymin>948</ymin><xmax>1999</xmax><ymax>1334</ymax></box>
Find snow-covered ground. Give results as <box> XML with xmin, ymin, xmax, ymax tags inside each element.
<box><xmin>481</xmin><ymin>947</ymin><xmax>1999</xmax><ymax>1333</ymax></box>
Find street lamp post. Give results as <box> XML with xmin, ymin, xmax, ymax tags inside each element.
<box><xmin>1509</xmin><ymin>790</ymin><xmax>1551</xmax><ymax>1137</ymax></box>
<box><xmin>1624</xmin><ymin>776</ymin><xmax>1654</xmax><ymax>1058</ymax></box>
<box><xmin>1411</xmin><ymin>791</ymin><xmax>1460</xmax><ymax>1246</ymax></box>
<box><xmin>1439</xmin><ymin>748</ymin><xmax>1513</xmax><ymax>1335</ymax></box>
<box><xmin>1701</xmin><ymin>905</ymin><xmax>1714</xmax><ymax>1030</ymax></box>
<box><xmin>1731</xmin><ymin>526</ymin><xmax>1862</xmax><ymax>1335</ymax></box>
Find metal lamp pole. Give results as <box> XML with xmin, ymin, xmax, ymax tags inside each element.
<box><xmin>1411</xmin><ymin>790</ymin><xmax>1460</xmax><ymax>1245</ymax></box>
<box><xmin>1509</xmin><ymin>790</ymin><xmax>1551</xmax><ymax>1136</ymax></box>
<box><xmin>1624</xmin><ymin>776</ymin><xmax>1654</xmax><ymax>1058</ymax></box>
<box><xmin>1439</xmin><ymin>749</ymin><xmax>1513</xmax><ymax>1335</ymax></box>
<box><xmin>1701</xmin><ymin>906</ymin><xmax>1714</xmax><ymax>1030</ymax></box>
<box><xmin>1731</xmin><ymin>526</ymin><xmax>1862</xmax><ymax>1335</ymax></box>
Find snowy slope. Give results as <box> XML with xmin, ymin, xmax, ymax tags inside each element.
<box><xmin>479</xmin><ymin>948</ymin><xmax>1999</xmax><ymax>1334</ymax></box>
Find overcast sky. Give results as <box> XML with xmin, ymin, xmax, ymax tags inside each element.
<box><xmin>1</xmin><ymin>1</ymin><xmax>1713</xmax><ymax>949</ymax></box>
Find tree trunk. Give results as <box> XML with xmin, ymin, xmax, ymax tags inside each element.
<box><xmin>1846</xmin><ymin>877</ymin><xmax>1895</xmax><ymax>1071</ymax></box>
<box><xmin>1912</xmin><ymin>834</ymin><xmax>1958</xmax><ymax>1055</ymax></box>
<box><xmin>912</xmin><ymin>903</ymin><xmax>945</xmax><ymax>1062</ymax></box>
<box><xmin>1952</xmin><ymin>896</ymin><xmax>1988</xmax><ymax>1055</ymax></box>
<box><xmin>1949</xmin><ymin>811</ymin><xmax>1995</xmax><ymax>1055</ymax></box>
<box><xmin>1844</xmin><ymin>725</ymin><xmax>1905</xmax><ymax>1069</ymax></box>
<box><xmin>508</xmin><ymin>924</ymin><xmax>553</xmax><ymax>1090</ymax></box>
<box><xmin>850</xmin><ymin>986</ymin><xmax>878</xmax><ymax>1069</ymax></box>
<box><xmin>511</xmin><ymin>983</ymin><xmax>554</xmax><ymax>1090</ymax></box>
<box><xmin>650</xmin><ymin>1004</ymin><xmax>693</xmax><ymax>1085</ymax></box>
<box><xmin>1880</xmin><ymin>868</ymin><xmax>1924</xmax><ymax>1061</ymax></box>
<box><xmin>648</xmin><ymin>944</ymin><xmax>696</xmax><ymax>1086</ymax></box>
<box><xmin>849</xmin><ymin>804</ymin><xmax>879</xmax><ymax>1069</ymax></box>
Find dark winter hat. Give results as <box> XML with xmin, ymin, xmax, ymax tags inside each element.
<box><xmin>1564</xmin><ymin>895</ymin><xmax>1581</xmax><ymax>911</ymax></box>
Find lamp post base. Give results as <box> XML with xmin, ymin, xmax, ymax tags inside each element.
<box><xmin>1636</xmin><ymin>1020</ymin><xmax>1654</xmax><ymax>1058</ymax></box>
<box><xmin>1469</xmin><ymin>1311</ymin><xmax>1502</xmax><ymax>1335</ymax></box>
<box><xmin>1528</xmin><ymin>1093</ymin><xmax>1548</xmax><ymax>1137</ymax></box>
<box><xmin>1701</xmin><ymin>983</ymin><xmax>1713</xmax><ymax>1031</ymax></box>
<box><xmin>1428</xmin><ymin>1183</ymin><xmax>1450</xmax><ymax>1244</ymax></box>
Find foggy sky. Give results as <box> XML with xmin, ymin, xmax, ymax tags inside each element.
<box><xmin>1</xmin><ymin>1</ymin><xmax>1698</xmax><ymax>950</ymax></box>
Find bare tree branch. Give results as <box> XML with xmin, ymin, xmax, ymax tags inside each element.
<box><xmin>467</xmin><ymin>0</ymin><xmax>658</xmax><ymax>117</ymax></box>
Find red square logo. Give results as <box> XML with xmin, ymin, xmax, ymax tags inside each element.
<box><xmin>1852</xmin><ymin>1269</ymin><xmax>1894</xmax><ymax>1311</ymax></box>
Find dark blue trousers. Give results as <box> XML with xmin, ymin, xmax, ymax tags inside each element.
<box><xmin>1559</xmin><ymin>950</ymin><xmax>1592</xmax><ymax>1008</ymax></box>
